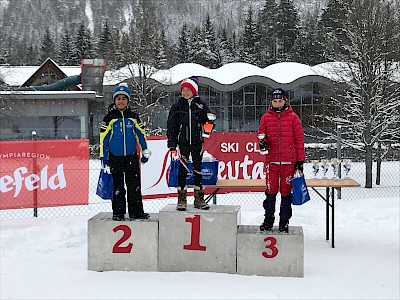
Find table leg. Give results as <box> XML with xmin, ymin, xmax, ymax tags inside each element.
<box><xmin>205</xmin><ymin>188</ymin><xmax>220</xmax><ymax>204</ymax></box>
<box><xmin>332</xmin><ymin>187</ymin><xmax>335</xmax><ymax>248</ymax></box>
<box><xmin>326</xmin><ymin>187</ymin><xmax>329</xmax><ymax>241</ymax></box>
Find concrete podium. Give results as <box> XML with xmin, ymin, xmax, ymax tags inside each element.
<box><xmin>158</xmin><ymin>205</ymin><xmax>240</xmax><ymax>274</ymax></box>
<box><xmin>88</xmin><ymin>212</ymin><xmax>158</xmax><ymax>272</ymax></box>
<box><xmin>237</xmin><ymin>225</ymin><xmax>304</xmax><ymax>277</ymax></box>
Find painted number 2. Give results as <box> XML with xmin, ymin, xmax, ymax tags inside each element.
<box><xmin>112</xmin><ymin>224</ymin><xmax>133</xmax><ymax>253</ymax></box>
<box><xmin>183</xmin><ymin>215</ymin><xmax>206</xmax><ymax>251</ymax></box>
<box><xmin>262</xmin><ymin>236</ymin><xmax>278</xmax><ymax>258</ymax></box>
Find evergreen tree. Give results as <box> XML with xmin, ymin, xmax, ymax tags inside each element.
<box><xmin>240</xmin><ymin>6</ymin><xmax>261</xmax><ymax>65</ymax></box>
<box><xmin>201</xmin><ymin>15</ymin><xmax>221</xmax><ymax>68</ymax></box>
<box><xmin>97</xmin><ymin>22</ymin><xmax>115</xmax><ymax>66</ymax></box>
<box><xmin>177</xmin><ymin>24</ymin><xmax>192</xmax><ymax>63</ymax></box>
<box><xmin>155</xmin><ymin>29</ymin><xmax>169</xmax><ymax>69</ymax></box>
<box><xmin>318</xmin><ymin>0</ymin><xmax>350</xmax><ymax>61</ymax></box>
<box><xmin>219</xmin><ymin>28</ymin><xmax>236</xmax><ymax>64</ymax></box>
<box><xmin>39</xmin><ymin>28</ymin><xmax>57</xmax><ymax>63</ymax></box>
<box><xmin>258</xmin><ymin>0</ymin><xmax>278</xmax><ymax>67</ymax></box>
<box><xmin>293</xmin><ymin>12</ymin><xmax>325</xmax><ymax>65</ymax></box>
<box><xmin>58</xmin><ymin>29</ymin><xmax>75</xmax><ymax>65</ymax></box>
<box><xmin>73</xmin><ymin>21</ymin><xmax>95</xmax><ymax>65</ymax></box>
<box><xmin>190</xmin><ymin>26</ymin><xmax>202</xmax><ymax>64</ymax></box>
<box><xmin>25</xmin><ymin>44</ymin><xmax>39</xmax><ymax>66</ymax></box>
<box><xmin>275</xmin><ymin>0</ymin><xmax>300</xmax><ymax>62</ymax></box>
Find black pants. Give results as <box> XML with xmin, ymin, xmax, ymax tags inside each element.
<box><xmin>178</xmin><ymin>143</ymin><xmax>203</xmax><ymax>188</ymax></box>
<box><xmin>109</xmin><ymin>153</ymin><xmax>144</xmax><ymax>217</ymax></box>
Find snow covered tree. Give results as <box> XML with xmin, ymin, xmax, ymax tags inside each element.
<box><xmin>318</xmin><ymin>0</ymin><xmax>350</xmax><ymax>61</ymax></box>
<box><xmin>318</xmin><ymin>0</ymin><xmax>400</xmax><ymax>188</ymax></box>
<box><xmin>72</xmin><ymin>21</ymin><xmax>96</xmax><ymax>65</ymax></box>
<box><xmin>257</xmin><ymin>0</ymin><xmax>278</xmax><ymax>67</ymax></box>
<box><xmin>275</xmin><ymin>0</ymin><xmax>300</xmax><ymax>62</ymax></box>
<box><xmin>25</xmin><ymin>44</ymin><xmax>39</xmax><ymax>65</ymax></box>
<box><xmin>58</xmin><ymin>30</ymin><xmax>75</xmax><ymax>65</ymax></box>
<box><xmin>240</xmin><ymin>6</ymin><xmax>261</xmax><ymax>66</ymax></box>
<box><xmin>177</xmin><ymin>23</ymin><xmax>192</xmax><ymax>63</ymax></box>
<box><xmin>293</xmin><ymin>10</ymin><xmax>326</xmax><ymax>66</ymax></box>
<box><xmin>200</xmin><ymin>15</ymin><xmax>221</xmax><ymax>68</ymax></box>
<box><xmin>218</xmin><ymin>28</ymin><xmax>237</xmax><ymax>65</ymax></box>
<box><xmin>97</xmin><ymin>22</ymin><xmax>116</xmax><ymax>67</ymax></box>
<box><xmin>39</xmin><ymin>28</ymin><xmax>57</xmax><ymax>63</ymax></box>
<box><xmin>154</xmin><ymin>29</ymin><xmax>170</xmax><ymax>69</ymax></box>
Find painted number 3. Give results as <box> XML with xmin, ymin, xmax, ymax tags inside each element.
<box><xmin>262</xmin><ymin>236</ymin><xmax>278</xmax><ymax>258</ymax></box>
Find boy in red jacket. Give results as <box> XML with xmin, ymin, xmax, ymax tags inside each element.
<box><xmin>257</xmin><ymin>88</ymin><xmax>305</xmax><ymax>233</ymax></box>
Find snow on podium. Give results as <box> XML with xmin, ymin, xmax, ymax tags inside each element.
<box><xmin>87</xmin><ymin>205</ymin><xmax>304</xmax><ymax>277</ymax></box>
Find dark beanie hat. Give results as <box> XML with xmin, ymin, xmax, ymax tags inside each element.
<box><xmin>271</xmin><ymin>88</ymin><xmax>288</xmax><ymax>101</ymax></box>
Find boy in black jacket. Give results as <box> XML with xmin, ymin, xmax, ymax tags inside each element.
<box><xmin>167</xmin><ymin>76</ymin><xmax>216</xmax><ymax>211</ymax></box>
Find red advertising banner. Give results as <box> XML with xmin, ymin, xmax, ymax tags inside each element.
<box><xmin>0</xmin><ymin>139</ymin><xmax>89</xmax><ymax>209</ymax></box>
<box><xmin>203</xmin><ymin>132</ymin><xmax>266</xmax><ymax>180</ymax></box>
<box><xmin>203</xmin><ymin>132</ymin><xmax>267</xmax><ymax>194</ymax></box>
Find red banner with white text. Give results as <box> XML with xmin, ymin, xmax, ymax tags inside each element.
<box><xmin>0</xmin><ymin>139</ymin><xmax>89</xmax><ymax>209</ymax></box>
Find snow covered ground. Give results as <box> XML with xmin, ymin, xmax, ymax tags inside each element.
<box><xmin>1</xmin><ymin>193</ymin><xmax>399</xmax><ymax>299</ymax></box>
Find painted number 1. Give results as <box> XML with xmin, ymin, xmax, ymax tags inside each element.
<box><xmin>262</xmin><ymin>236</ymin><xmax>278</xmax><ymax>258</ymax></box>
<box><xmin>183</xmin><ymin>215</ymin><xmax>206</xmax><ymax>251</ymax></box>
<box><xmin>112</xmin><ymin>224</ymin><xmax>133</xmax><ymax>253</ymax></box>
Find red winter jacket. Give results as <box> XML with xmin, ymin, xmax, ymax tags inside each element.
<box><xmin>258</xmin><ymin>106</ymin><xmax>305</xmax><ymax>164</ymax></box>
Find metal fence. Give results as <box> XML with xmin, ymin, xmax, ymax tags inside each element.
<box><xmin>1</xmin><ymin>159</ymin><xmax>398</xmax><ymax>220</ymax></box>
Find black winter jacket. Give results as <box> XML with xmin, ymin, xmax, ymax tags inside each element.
<box><xmin>167</xmin><ymin>96</ymin><xmax>212</xmax><ymax>148</ymax></box>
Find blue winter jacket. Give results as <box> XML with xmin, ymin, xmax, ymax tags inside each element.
<box><xmin>99</xmin><ymin>106</ymin><xmax>148</xmax><ymax>159</ymax></box>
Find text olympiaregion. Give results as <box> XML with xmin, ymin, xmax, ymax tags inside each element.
<box><xmin>0</xmin><ymin>152</ymin><xmax>51</xmax><ymax>160</ymax></box>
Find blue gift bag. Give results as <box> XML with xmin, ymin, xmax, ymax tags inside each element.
<box><xmin>185</xmin><ymin>161</ymin><xmax>219</xmax><ymax>186</ymax></box>
<box><xmin>96</xmin><ymin>167</ymin><xmax>114</xmax><ymax>200</ymax></box>
<box><xmin>168</xmin><ymin>158</ymin><xmax>180</xmax><ymax>187</ymax></box>
<box><xmin>167</xmin><ymin>158</ymin><xmax>218</xmax><ymax>188</ymax></box>
<box><xmin>292</xmin><ymin>172</ymin><xmax>311</xmax><ymax>205</ymax></box>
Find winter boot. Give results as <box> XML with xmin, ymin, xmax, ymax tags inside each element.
<box><xmin>260</xmin><ymin>215</ymin><xmax>275</xmax><ymax>231</ymax></box>
<box><xmin>112</xmin><ymin>214</ymin><xmax>125</xmax><ymax>221</ymax></box>
<box><xmin>194</xmin><ymin>186</ymin><xmax>210</xmax><ymax>210</ymax></box>
<box><xmin>176</xmin><ymin>187</ymin><xmax>187</xmax><ymax>211</ymax></box>
<box><xmin>130</xmin><ymin>212</ymin><xmax>150</xmax><ymax>220</ymax></box>
<box><xmin>279</xmin><ymin>219</ymin><xmax>289</xmax><ymax>233</ymax></box>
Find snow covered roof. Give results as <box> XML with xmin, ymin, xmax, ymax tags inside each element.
<box><xmin>0</xmin><ymin>65</ymin><xmax>81</xmax><ymax>87</ymax></box>
<box><xmin>2</xmin><ymin>61</ymin><xmax>398</xmax><ymax>87</ymax></box>
<box><xmin>103</xmin><ymin>61</ymin><xmax>400</xmax><ymax>86</ymax></box>
<box><xmin>103</xmin><ymin>62</ymin><xmax>327</xmax><ymax>86</ymax></box>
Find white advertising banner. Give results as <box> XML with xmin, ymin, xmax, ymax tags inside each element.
<box><xmin>141</xmin><ymin>133</ymin><xmax>266</xmax><ymax>199</ymax></box>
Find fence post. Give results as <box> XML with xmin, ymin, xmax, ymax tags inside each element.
<box><xmin>337</xmin><ymin>125</ymin><xmax>342</xmax><ymax>199</ymax></box>
<box><xmin>32</xmin><ymin>131</ymin><xmax>38</xmax><ymax>217</ymax></box>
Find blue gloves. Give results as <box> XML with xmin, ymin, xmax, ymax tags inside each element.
<box><xmin>140</xmin><ymin>149</ymin><xmax>151</xmax><ymax>165</ymax></box>
<box><xmin>140</xmin><ymin>156</ymin><xmax>149</xmax><ymax>164</ymax></box>
<box><xmin>101</xmin><ymin>159</ymin><xmax>109</xmax><ymax>168</ymax></box>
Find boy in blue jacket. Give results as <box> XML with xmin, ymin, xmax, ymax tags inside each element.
<box><xmin>100</xmin><ymin>83</ymin><xmax>151</xmax><ymax>221</ymax></box>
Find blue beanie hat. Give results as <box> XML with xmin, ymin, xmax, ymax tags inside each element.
<box><xmin>113</xmin><ymin>82</ymin><xmax>131</xmax><ymax>102</ymax></box>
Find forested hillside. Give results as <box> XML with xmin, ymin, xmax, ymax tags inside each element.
<box><xmin>0</xmin><ymin>0</ymin><xmax>327</xmax><ymax>67</ymax></box>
